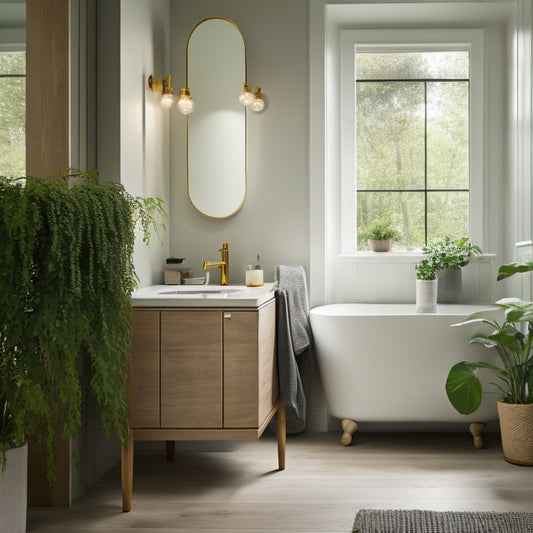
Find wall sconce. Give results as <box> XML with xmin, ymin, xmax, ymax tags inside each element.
<box><xmin>239</xmin><ymin>83</ymin><xmax>264</xmax><ymax>112</ymax></box>
<box><xmin>148</xmin><ymin>74</ymin><xmax>175</xmax><ymax>109</ymax></box>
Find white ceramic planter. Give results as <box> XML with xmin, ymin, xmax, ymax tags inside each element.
<box><xmin>416</xmin><ymin>279</ymin><xmax>438</xmax><ymax>313</ymax></box>
<box><xmin>0</xmin><ymin>443</ymin><xmax>28</xmax><ymax>533</ymax></box>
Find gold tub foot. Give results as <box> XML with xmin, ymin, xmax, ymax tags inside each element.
<box><xmin>469</xmin><ymin>422</ymin><xmax>486</xmax><ymax>449</ymax></box>
<box><xmin>341</xmin><ymin>419</ymin><xmax>359</xmax><ymax>446</ymax></box>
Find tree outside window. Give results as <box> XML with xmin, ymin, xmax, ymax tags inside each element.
<box><xmin>356</xmin><ymin>50</ymin><xmax>469</xmax><ymax>251</ymax></box>
<box><xmin>0</xmin><ymin>51</ymin><xmax>25</xmax><ymax>177</ymax></box>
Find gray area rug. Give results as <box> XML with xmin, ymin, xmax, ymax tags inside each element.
<box><xmin>353</xmin><ymin>509</ymin><xmax>533</xmax><ymax>533</ymax></box>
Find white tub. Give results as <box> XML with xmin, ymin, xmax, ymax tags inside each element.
<box><xmin>309</xmin><ymin>304</ymin><xmax>500</xmax><ymax>444</ymax></box>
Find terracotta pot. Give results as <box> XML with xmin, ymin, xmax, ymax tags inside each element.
<box><xmin>368</xmin><ymin>238</ymin><xmax>392</xmax><ymax>252</ymax></box>
<box><xmin>497</xmin><ymin>401</ymin><xmax>533</xmax><ymax>466</ymax></box>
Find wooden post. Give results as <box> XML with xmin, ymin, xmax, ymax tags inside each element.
<box><xmin>277</xmin><ymin>399</ymin><xmax>286</xmax><ymax>470</ymax></box>
<box><xmin>166</xmin><ymin>441</ymin><xmax>175</xmax><ymax>461</ymax></box>
<box><xmin>121</xmin><ymin>427</ymin><xmax>133</xmax><ymax>512</ymax></box>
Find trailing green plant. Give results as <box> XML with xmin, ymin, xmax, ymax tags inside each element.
<box><xmin>422</xmin><ymin>236</ymin><xmax>482</xmax><ymax>271</ymax></box>
<box><xmin>446</xmin><ymin>262</ymin><xmax>533</xmax><ymax>415</ymax></box>
<box><xmin>360</xmin><ymin>219</ymin><xmax>400</xmax><ymax>241</ymax></box>
<box><xmin>0</xmin><ymin>169</ymin><xmax>166</xmax><ymax>478</ymax></box>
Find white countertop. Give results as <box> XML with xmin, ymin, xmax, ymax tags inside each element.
<box><xmin>131</xmin><ymin>282</ymin><xmax>276</xmax><ymax>308</ymax></box>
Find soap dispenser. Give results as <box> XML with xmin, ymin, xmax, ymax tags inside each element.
<box><xmin>245</xmin><ymin>255</ymin><xmax>264</xmax><ymax>287</ymax></box>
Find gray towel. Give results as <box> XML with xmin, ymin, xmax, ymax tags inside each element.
<box><xmin>272</xmin><ymin>265</ymin><xmax>312</xmax><ymax>434</ymax></box>
<box><xmin>274</xmin><ymin>265</ymin><xmax>311</xmax><ymax>356</ymax></box>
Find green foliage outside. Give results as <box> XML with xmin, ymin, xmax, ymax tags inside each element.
<box><xmin>0</xmin><ymin>52</ymin><xmax>25</xmax><ymax>177</ymax></box>
<box><xmin>0</xmin><ymin>169</ymin><xmax>166</xmax><ymax>479</ymax></box>
<box><xmin>356</xmin><ymin>51</ymin><xmax>470</xmax><ymax>251</ymax></box>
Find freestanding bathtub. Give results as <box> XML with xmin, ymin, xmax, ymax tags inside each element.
<box><xmin>309</xmin><ymin>303</ymin><xmax>500</xmax><ymax>446</ymax></box>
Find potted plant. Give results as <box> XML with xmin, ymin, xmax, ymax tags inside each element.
<box><xmin>0</xmin><ymin>169</ymin><xmax>166</xmax><ymax>527</ymax></box>
<box><xmin>446</xmin><ymin>261</ymin><xmax>533</xmax><ymax>465</ymax></box>
<box><xmin>360</xmin><ymin>219</ymin><xmax>400</xmax><ymax>252</ymax></box>
<box><xmin>415</xmin><ymin>258</ymin><xmax>438</xmax><ymax>313</ymax></box>
<box><xmin>421</xmin><ymin>237</ymin><xmax>482</xmax><ymax>303</ymax></box>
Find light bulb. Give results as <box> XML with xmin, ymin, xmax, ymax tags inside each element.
<box><xmin>239</xmin><ymin>83</ymin><xmax>254</xmax><ymax>106</ymax></box>
<box><xmin>160</xmin><ymin>90</ymin><xmax>174</xmax><ymax>109</ymax></box>
<box><xmin>251</xmin><ymin>88</ymin><xmax>264</xmax><ymax>112</ymax></box>
<box><xmin>177</xmin><ymin>88</ymin><xmax>195</xmax><ymax>115</ymax></box>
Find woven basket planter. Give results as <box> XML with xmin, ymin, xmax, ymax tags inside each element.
<box><xmin>497</xmin><ymin>401</ymin><xmax>533</xmax><ymax>466</ymax></box>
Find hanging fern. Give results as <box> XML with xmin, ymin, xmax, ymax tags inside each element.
<box><xmin>0</xmin><ymin>169</ymin><xmax>166</xmax><ymax>479</ymax></box>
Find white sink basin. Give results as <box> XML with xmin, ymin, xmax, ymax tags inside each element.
<box><xmin>131</xmin><ymin>283</ymin><xmax>276</xmax><ymax>308</ymax></box>
<box><xmin>157</xmin><ymin>287</ymin><xmax>243</xmax><ymax>296</ymax></box>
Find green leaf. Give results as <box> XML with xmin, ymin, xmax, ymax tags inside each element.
<box><xmin>445</xmin><ymin>362</ymin><xmax>483</xmax><ymax>414</ymax></box>
<box><xmin>497</xmin><ymin>261</ymin><xmax>533</xmax><ymax>281</ymax></box>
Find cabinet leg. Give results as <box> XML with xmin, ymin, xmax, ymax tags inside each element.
<box><xmin>340</xmin><ymin>419</ymin><xmax>359</xmax><ymax>446</ymax></box>
<box><xmin>276</xmin><ymin>398</ymin><xmax>286</xmax><ymax>470</ymax></box>
<box><xmin>121</xmin><ymin>427</ymin><xmax>133</xmax><ymax>512</ymax></box>
<box><xmin>469</xmin><ymin>422</ymin><xmax>485</xmax><ymax>449</ymax></box>
<box><xmin>166</xmin><ymin>440</ymin><xmax>175</xmax><ymax>461</ymax></box>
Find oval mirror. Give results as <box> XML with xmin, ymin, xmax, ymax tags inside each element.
<box><xmin>187</xmin><ymin>17</ymin><xmax>247</xmax><ymax>219</ymax></box>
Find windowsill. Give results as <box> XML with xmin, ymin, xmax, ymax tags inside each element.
<box><xmin>337</xmin><ymin>252</ymin><xmax>496</xmax><ymax>263</ymax></box>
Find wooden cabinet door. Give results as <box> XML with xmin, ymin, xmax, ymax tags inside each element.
<box><xmin>224</xmin><ymin>310</ymin><xmax>259</xmax><ymax>428</ymax></box>
<box><xmin>257</xmin><ymin>301</ymin><xmax>278</xmax><ymax>426</ymax></box>
<box><xmin>224</xmin><ymin>301</ymin><xmax>277</xmax><ymax>428</ymax></box>
<box><xmin>160</xmin><ymin>310</ymin><xmax>223</xmax><ymax>428</ymax></box>
<box><xmin>131</xmin><ymin>310</ymin><xmax>160</xmax><ymax>428</ymax></box>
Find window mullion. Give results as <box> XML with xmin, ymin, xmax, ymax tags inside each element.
<box><xmin>424</xmin><ymin>80</ymin><xmax>428</xmax><ymax>245</ymax></box>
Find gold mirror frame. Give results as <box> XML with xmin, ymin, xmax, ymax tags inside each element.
<box><xmin>186</xmin><ymin>17</ymin><xmax>247</xmax><ymax>219</ymax></box>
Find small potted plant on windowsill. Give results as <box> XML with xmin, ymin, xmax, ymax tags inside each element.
<box><xmin>421</xmin><ymin>237</ymin><xmax>482</xmax><ymax>303</ymax></box>
<box><xmin>415</xmin><ymin>258</ymin><xmax>438</xmax><ymax>313</ymax></box>
<box><xmin>446</xmin><ymin>261</ymin><xmax>533</xmax><ymax>465</ymax></box>
<box><xmin>361</xmin><ymin>219</ymin><xmax>401</xmax><ymax>252</ymax></box>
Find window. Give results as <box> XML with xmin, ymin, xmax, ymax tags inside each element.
<box><xmin>356</xmin><ymin>51</ymin><xmax>469</xmax><ymax>251</ymax></box>
<box><xmin>340</xmin><ymin>30</ymin><xmax>484</xmax><ymax>255</ymax></box>
<box><xmin>0</xmin><ymin>51</ymin><xmax>25</xmax><ymax>176</ymax></box>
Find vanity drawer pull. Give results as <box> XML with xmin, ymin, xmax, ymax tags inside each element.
<box><xmin>224</xmin><ymin>312</ymin><xmax>232</xmax><ymax>319</ymax></box>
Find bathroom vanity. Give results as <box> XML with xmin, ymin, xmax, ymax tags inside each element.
<box><xmin>122</xmin><ymin>284</ymin><xmax>284</xmax><ymax>512</ymax></box>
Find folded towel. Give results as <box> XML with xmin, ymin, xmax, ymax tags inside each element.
<box><xmin>275</xmin><ymin>265</ymin><xmax>311</xmax><ymax>356</ymax></box>
<box><xmin>273</xmin><ymin>265</ymin><xmax>313</xmax><ymax>433</ymax></box>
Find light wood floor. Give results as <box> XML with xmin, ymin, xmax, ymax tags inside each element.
<box><xmin>27</xmin><ymin>431</ymin><xmax>533</xmax><ymax>532</ymax></box>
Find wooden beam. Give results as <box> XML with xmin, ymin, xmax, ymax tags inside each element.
<box><xmin>26</xmin><ymin>0</ymin><xmax>69</xmax><ymax>178</ymax></box>
<box><xmin>26</xmin><ymin>0</ymin><xmax>71</xmax><ymax>506</ymax></box>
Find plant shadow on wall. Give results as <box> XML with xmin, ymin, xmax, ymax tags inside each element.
<box><xmin>446</xmin><ymin>262</ymin><xmax>533</xmax><ymax>465</ymax></box>
<box><xmin>0</xmin><ymin>169</ymin><xmax>166</xmax><ymax>479</ymax></box>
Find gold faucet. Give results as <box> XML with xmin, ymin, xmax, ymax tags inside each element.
<box><xmin>203</xmin><ymin>242</ymin><xmax>229</xmax><ymax>285</ymax></box>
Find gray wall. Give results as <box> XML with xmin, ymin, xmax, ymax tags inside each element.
<box><xmin>168</xmin><ymin>0</ymin><xmax>309</xmax><ymax>286</ymax></box>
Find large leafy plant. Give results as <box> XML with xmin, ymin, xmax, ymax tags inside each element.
<box><xmin>0</xmin><ymin>169</ymin><xmax>166</xmax><ymax>478</ymax></box>
<box><xmin>446</xmin><ymin>262</ymin><xmax>533</xmax><ymax>414</ymax></box>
